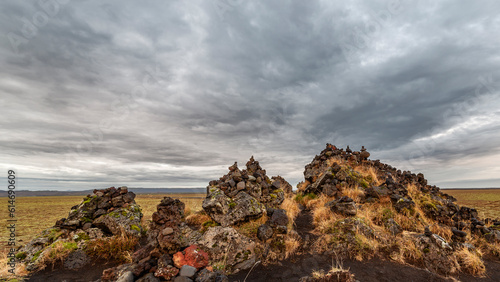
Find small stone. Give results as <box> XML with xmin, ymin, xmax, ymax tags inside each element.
<box><xmin>180</xmin><ymin>265</ymin><xmax>197</xmax><ymax>278</ymax></box>
<box><xmin>257</xmin><ymin>224</ymin><xmax>273</xmax><ymax>241</ymax></box>
<box><xmin>236</xmin><ymin>181</ymin><xmax>246</xmax><ymax>191</ymax></box>
<box><xmin>162</xmin><ymin>227</ymin><xmax>174</xmax><ymax>235</ymax></box>
<box><xmin>116</xmin><ymin>271</ymin><xmax>134</xmax><ymax>282</ymax></box>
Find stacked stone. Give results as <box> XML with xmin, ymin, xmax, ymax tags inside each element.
<box><xmin>203</xmin><ymin>156</ymin><xmax>292</xmax><ymax>227</ymax></box>
<box><xmin>55</xmin><ymin>186</ymin><xmax>142</xmax><ymax>237</ymax></box>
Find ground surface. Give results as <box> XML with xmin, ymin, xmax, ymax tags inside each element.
<box><xmin>25</xmin><ymin>260</ymin><xmax>119</xmax><ymax>282</ymax></box>
<box><xmin>444</xmin><ymin>189</ymin><xmax>500</xmax><ymax>219</ymax></box>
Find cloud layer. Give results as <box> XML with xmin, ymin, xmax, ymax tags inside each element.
<box><xmin>1</xmin><ymin>0</ymin><xmax>499</xmax><ymax>190</ymax></box>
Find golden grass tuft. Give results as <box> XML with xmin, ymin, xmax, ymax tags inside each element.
<box><xmin>354</xmin><ymin>166</ymin><xmax>383</xmax><ymax>186</ymax></box>
<box><xmin>429</xmin><ymin>224</ymin><xmax>453</xmax><ymax>242</ymax></box>
<box><xmin>85</xmin><ymin>233</ymin><xmax>138</xmax><ymax>263</ymax></box>
<box><xmin>186</xmin><ymin>212</ymin><xmax>212</xmax><ymax>226</ymax></box>
<box><xmin>456</xmin><ymin>247</ymin><xmax>486</xmax><ymax>276</ymax></box>
<box><xmin>343</xmin><ymin>185</ymin><xmax>365</xmax><ymax>203</ymax></box>
<box><xmin>0</xmin><ymin>248</ymin><xmax>29</xmax><ymax>280</ymax></box>
<box><xmin>235</xmin><ymin>214</ymin><xmax>268</xmax><ymax>239</ymax></box>
<box><xmin>389</xmin><ymin>236</ymin><xmax>423</xmax><ymax>265</ymax></box>
<box><xmin>281</xmin><ymin>196</ymin><xmax>300</xmax><ymax>230</ymax></box>
<box><xmin>284</xmin><ymin>235</ymin><xmax>301</xmax><ymax>259</ymax></box>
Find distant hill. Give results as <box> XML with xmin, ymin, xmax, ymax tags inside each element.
<box><xmin>0</xmin><ymin>188</ymin><xmax>206</xmax><ymax>197</ymax></box>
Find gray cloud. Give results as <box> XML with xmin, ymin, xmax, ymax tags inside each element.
<box><xmin>1</xmin><ymin>0</ymin><xmax>499</xmax><ymax>190</ymax></box>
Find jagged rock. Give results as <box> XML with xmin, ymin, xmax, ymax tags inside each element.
<box><xmin>198</xmin><ymin>226</ymin><xmax>257</xmax><ymax>274</ymax></box>
<box><xmin>268</xmin><ymin>209</ymin><xmax>289</xmax><ymax>227</ymax></box>
<box><xmin>326</xmin><ymin>197</ymin><xmax>357</xmax><ymax>216</ymax></box>
<box><xmin>257</xmin><ymin>224</ymin><xmax>273</xmax><ymax>241</ymax></box>
<box><xmin>203</xmin><ymin>189</ymin><xmax>265</xmax><ymax>227</ymax></box>
<box><xmin>93</xmin><ymin>204</ymin><xmax>143</xmax><ymax>237</ymax></box>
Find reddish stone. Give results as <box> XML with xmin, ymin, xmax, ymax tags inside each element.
<box><xmin>184</xmin><ymin>245</ymin><xmax>209</xmax><ymax>269</ymax></box>
<box><xmin>173</xmin><ymin>251</ymin><xmax>187</xmax><ymax>268</ymax></box>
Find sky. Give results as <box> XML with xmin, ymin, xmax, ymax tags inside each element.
<box><xmin>0</xmin><ymin>0</ymin><xmax>499</xmax><ymax>191</ymax></box>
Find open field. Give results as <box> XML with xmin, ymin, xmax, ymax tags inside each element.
<box><xmin>444</xmin><ymin>189</ymin><xmax>500</xmax><ymax>220</ymax></box>
<box><xmin>0</xmin><ymin>194</ymin><xmax>205</xmax><ymax>246</ymax></box>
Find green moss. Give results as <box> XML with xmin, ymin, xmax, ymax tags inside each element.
<box><xmin>272</xmin><ymin>189</ymin><xmax>283</xmax><ymax>194</ymax></box>
<box><xmin>358</xmin><ymin>179</ymin><xmax>369</xmax><ymax>188</ymax></box>
<box><xmin>82</xmin><ymin>197</ymin><xmax>91</xmax><ymax>204</ymax></box>
<box><xmin>63</xmin><ymin>242</ymin><xmax>78</xmax><ymax>251</ymax></box>
<box><xmin>75</xmin><ymin>232</ymin><xmax>90</xmax><ymax>242</ymax></box>
<box><xmin>81</xmin><ymin>217</ymin><xmax>93</xmax><ymax>223</ymax></box>
<box><xmin>32</xmin><ymin>250</ymin><xmax>43</xmax><ymax>262</ymax></box>
<box><xmin>423</xmin><ymin>248</ymin><xmax>430</xmax><ymax>253</ymax></box>
<box><xmin>15</xmin><ymin>251</ymin><xmax>27</xmax><ymax>260</ymax></box>
<box><xmin>422</xmin><ymin>201</ymin><xmax>437</xmax><ymax>211</ymax></box>
<box><xmin>131</xmin><ymin>224</ymin><xmax>141</xmax><ymax>232</ymax></box>
<box><xmin>229</xmin><ymin>200</ymin><xmax>236</xmax><ymax>209</ymax></box>
<box><xmin>270</xmin><ymin>194</ymin><xmax>277</xmax><ymax>199</ymax></box>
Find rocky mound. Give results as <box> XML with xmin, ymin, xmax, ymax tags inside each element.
<box><xmin>16</xmin><ymin>187</ymin><xmax>143</xmax><ymax>272</ymax></box>
<box><xmin>297</xmin><ymin>144</ymin><xmax>500</xmax><ymax>277</ymax></box>
<box><xmin>203</xmin><ymin>156</ymin><xmax>292</xmax><ymax>226</ymax></box>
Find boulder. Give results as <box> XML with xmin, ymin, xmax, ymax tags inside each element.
<box><xmin>257</xmin><ymin>224</ymin><xmax>273</xmax><ymax>241</ymax></box>
<box><xmin>203</xmin><ymin>189</ymin><xmax>265</xmax><ymax>227</ymax></box>
<box><xmin>93</xmin><ymin>204</ymin><xmax>143</xmax><ymax>237</ymax></box>
<box><xmin>198</xmin><ymin>226</ymin><xmax>257</xmax><ymax>274</ymax></box>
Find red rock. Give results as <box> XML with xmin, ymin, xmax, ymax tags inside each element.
<box><xmin>183</xmin><ymin>245</ymin><xmax>209</xmax><ymax>269</ymax></box>
<box><xmin>173</xmin><ymin>251</ymin><xmax>186</xmax><ymax>268</ymax></box>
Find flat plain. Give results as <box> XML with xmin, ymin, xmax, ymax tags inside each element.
<box><xmin>0</xmin><ymin>194</ymin><xmax>205</xmax><ymax>246</ymax></box>
<box><xmin>444</xmin><ymin>188</ymin><xmax>500</xmax><ymax>220</ymax></box>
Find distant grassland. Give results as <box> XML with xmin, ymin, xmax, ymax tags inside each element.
<box><xmin>444</xmin><ymin>189</ymin><xmax>500</xmax><ymax>220</ymax></box>
<box><xmin>0</xmin><ymin>194</ymin><xmax>205</xmax><ymax>247</ymax></box>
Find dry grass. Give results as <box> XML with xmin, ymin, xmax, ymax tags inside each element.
<box><xmin>85</xmin><ymin>233</ymin><xmax>138</xmax><ymax>263</ymax></box>
<box><xmin>389</xmin><ymin>236</ymin><xmax>423</xmax><ymax>265</ymax></box>
<box><xmin>284</xmin><ymin>235</ymin><xmax>301</xmax><ymax>259</ymax></box>
<box><xmin>281</xmin><ymin>196</ymin><xmax>300</xmax><ymax>230</ymax></box>
<box><xmin>235</xmin><ymin>215</ymin><xmax>268</xmax><ymax>239</ymax></box>
<box><xmin>186</xmin><ymin>211</ymin><xmax>212</xmax><ymax>226</ymax></box>
<box><xmin>354</xmin><ymin>166</ymin><xmax>383</xmax><ymax>186</ymax></box>
<box><xmin>37</xmin><ymin>240</ymin><xmax>78</xmax><ymax>270</ymax></box>
<box><xmin>429</xmin><ymin>224</ymin><xmax>453</xmax><ymax>242</ymax></box>
<box><xmin>0</xmin><ymin>248</ymin><xmax>29</xmax><ymax>280</ymax></box>
<box><xmin>343</xmin><ymin>185</ymin><xmax>365</xmax><ymax>203</ymax></box>
<box><xmin>308</xmin><ymin>194</ymin><xmax>340</xmax><ymax>233</ymax></box>
<box><xmin>456</xmin><ymin>247</ymin><xmax>486</xmax><ymax>276</ymax></box>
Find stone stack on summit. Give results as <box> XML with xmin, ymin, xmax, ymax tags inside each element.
<box><xmin>202</xmin><ymin>156</ymin><xmax>292</xmax><ymax>226</ymax></box>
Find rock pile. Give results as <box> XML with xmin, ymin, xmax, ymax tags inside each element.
<box><xmin>301</xmin><ymin>143</ymin><xmax>500</xmax><ymax>246</ymax></box>
<box><xmin>202</xmin><ymin>156</ymin><xmax>292</xmax><ymax>227</ymax></box>
<box><xmin>56</xmin><ymin>186</ymin><xmax>143</xmax><ymax>237</ymax></box>
<box><xmin>17</xmin><ymin>186</ymin><xmax>143</xmax><ymax>272</ymax></box>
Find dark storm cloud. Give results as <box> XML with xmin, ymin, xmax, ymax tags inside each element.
<box><xmin>1</xmin><ymin>0</ymin><xmax>499</xmax><ymax>190</ymax></box>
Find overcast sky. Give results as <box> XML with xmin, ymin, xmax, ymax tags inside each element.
<box><xmin>1</xmin><ymin>0</ymin><xmax>499</xmax><ymax>190</ymax></box>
